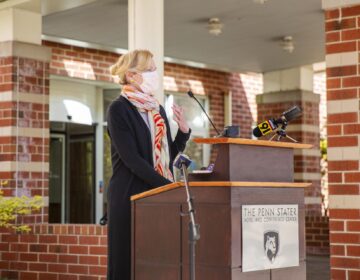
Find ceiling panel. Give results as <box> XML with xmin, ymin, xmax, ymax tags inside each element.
<box><xmin>43</xmin><ymin>0</ymin><xmax>325</xmax><ymax>73</ymax></box>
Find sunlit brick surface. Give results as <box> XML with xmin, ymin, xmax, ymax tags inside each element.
<box><xmin>326</xmin><ymin>4</ymin><xmax>360</xmax><ymax>279</ymax></box>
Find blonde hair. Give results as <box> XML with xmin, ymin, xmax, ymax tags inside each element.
<box><xmin>110</xmin><ymin>49</ymin><xmax>153</xmax><ymax>84</ymax></box>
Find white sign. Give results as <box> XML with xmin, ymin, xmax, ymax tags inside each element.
<box><xmin>242</xmin><ymin>204</ymin><xmax>299</xmax><ymax>272</ymax></box>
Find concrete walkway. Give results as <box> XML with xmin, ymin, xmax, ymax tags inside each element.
<box><xmin>307</xmin><ymin>255</ymin><xmax>330</xmax><ymax>280</ymax></box>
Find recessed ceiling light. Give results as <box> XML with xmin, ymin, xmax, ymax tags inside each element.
<box><xmin>207</xmin><ymin>18</ymin><xmax>224</xmax><ymax>36</ymax></box>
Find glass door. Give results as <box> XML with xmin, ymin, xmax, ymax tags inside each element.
<box><xmin>68</xmin><ymin>135</ymin><xmax>95</xmax><ymax>224</ymax></box>
<box><xmin>49</xmin><ymin>134</ymin><xmax>66</xmax><ymax>223</ymax></box>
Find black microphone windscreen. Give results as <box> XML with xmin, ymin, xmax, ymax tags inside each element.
<box><xmin>283</xmin><ymin>106</ymin><xmax>302</xmax><ymax>122</ymax></box>
<box><xmin>252</xmin><ymin>127</ymin><xmax>263</xmax><ymax>138</ymax></box>
<box><xmin>187</xmin><ymin>91</ymin><xmax>195</xmax><ymax>98</ymax></box>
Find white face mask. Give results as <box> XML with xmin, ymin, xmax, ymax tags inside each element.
<box><xmin>140</xmin><ymin>71</ymin><xmax>159</xmax><ymax>94</ymax></box>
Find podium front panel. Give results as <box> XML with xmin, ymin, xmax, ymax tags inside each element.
<box><xmin>189</xmin><ymin>144</ymin><xmax>294</xmax><ymax>182</ymax></box>
<box><xmin>131</xmin><ymin>184</ymin><xmax>306</xmax><ymax>280</ymax></box>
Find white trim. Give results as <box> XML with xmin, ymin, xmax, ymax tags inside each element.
<box><xmin>0</xmin><ymin>126</ymin><xmax>49</xmax><ymax>138</ymax></box>
<box><xmin>285</xmin><ymin>124</ymin><xmax>320</xmax><ymax>133</ymax></box>
<box><xmin>294</xmin><ymin>172</ymin><xmax>322</xmax><ymax>180</ymax></box>
<box><xmin>327</xmin><ymin>99</ymin><xmax>359</xmax><ymax>114</ymax></box>
<box><xmin>322</xmin><ymin>0</ymin><xmax>360</xmax><ymax>10</ymax></box>
<box><xmin>0</xmin><ymin>91</ymin><xmax>49</xmax><ymax>103</ymax></box>
<box><xmin>328</xmin><ymin>147</ymin><xmax>360</xmax><ymax>160</ymax></box>
<box><xmin>0</xmin><ymin>41</ymin><xmax>51</xmax><ymax>61</ymax></box>
<box><xmin>293</xmin><ymin>149</ymin><xmax>321</xmax><ymax>157</ymax></box>
<box><xmin>326</xmin><ymin>52</ymin><xmax>359</xmax><ymax>68</ymax></box>
<box><xmin>0</xmin><ymin>91</ymin><xmax>12</xmax><ymax>101</ymax></box>
<box><xmin>304</xmin><ymin>197</ymin><xmax>322</xmax><ymax>204</ymax></box>
<box><xmin>42</xmin><ymin>196</ymin><xmax>49</xmax><ymax>207</ymax></box>
<box><xmin>329</xmin><ymin>195</ymin><xmax>360</xmax><ymax>209</ymax></box>
<box><xmin>0</xmin><ymin>161</ymin><xmax>49</xmax><ymax>172</ymax></box>
<box><xmin>95</xmin><ymin>87</ymin><xmax>104</xmax><ymax>224</ymax></box>
<box><xmin>256</xmin><ymin>90</ymin><xmax>320</xmax><ymax>104</ymax></box>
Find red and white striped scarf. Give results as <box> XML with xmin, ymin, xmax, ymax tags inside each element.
<box><xmin>121</xmin><ymin>84</ymin><xmax>174</xmax><ymax>182</ymax></box>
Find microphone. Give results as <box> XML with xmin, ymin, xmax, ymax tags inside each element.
<box><xmin>174</xmin><ymin>153</ymin><xmax>192</xmax><ymax>170</ymax></box>
<box><xmin>187</xmin><ymin>91</ymin><xmax>221</xmax><ymax>135</ymax></box>
<box><xmin>282</xmin><ymin>105</ymin><xmax>302</xmax><ymax>122</ymax></box>
<box><xmin>253</xmin><ymin>119</ymin><xmax>278</xmax><ymax>137</ymax></box>
<box><xmin>253</xmin><ymin>106</ymin><xmax>302</xmax><ymax>138</ymax></box>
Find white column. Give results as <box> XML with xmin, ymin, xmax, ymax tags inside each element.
<box><xmin>0</xmin><ymin>0</ymin><xmax>41</xmax><ymax>44</ymax></box>
<box><xmin>263</xmin><ymin>65</ymin><xmax>314</xmax><ymax>93</ymax></box>
<box><xmin>128</xmin><ymin>0</ymin><xmax>164</xmax><ymax>103</ymax></box>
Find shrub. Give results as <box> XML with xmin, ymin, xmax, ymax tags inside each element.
<box><xmin>0</xmin><ymin>180</ymin><xmax>44</xmax><ymax>233</ymax></box>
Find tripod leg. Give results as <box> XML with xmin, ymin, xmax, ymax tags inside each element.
<box><xmin>269</xmin><ymin>133</ymin><xmax>277</xmax><ymax>141</ymax></box>
<box><xmin>285</xmin><ymin>134</ymin><xmax>298</xmax><ymax>143</ymax></box>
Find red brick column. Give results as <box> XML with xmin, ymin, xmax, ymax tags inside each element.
<box><xmin>257</xmin><ymin>90</ymin><xmax>322</xmax><ymax>214</ymax></box>
<box><xmin>257</xmin><ymin>74</ymin><xmax>328</xmax><ymax>255</ymax></box>
<box><xmin>325</xmin><ymin>4</ymin><xmax>360</xmax><ymax>279</ymax></box>
<box><xmin>0</xmin><ymin>41</ymin><xmax>51</xmax><ymax>223</ymax></box>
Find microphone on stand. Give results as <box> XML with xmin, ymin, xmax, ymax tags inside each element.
<box><xmin>173</xmin><ymin>151</ymin><xmax>200</xmax><ymax>280</ymax></box>
<box><xmin>187</xmin><ymin>91</ymin><xmax>221</xmax><ymax>136</ymax></box>
<box><xmin>187</xmin><ymin>91</ymin><xmax>239</xmax><ymax>137</ymax></box>
<box><xmin>252</xmin><ymin>106</ymin><xmax>302</xmax><ymax>142</ymax></box>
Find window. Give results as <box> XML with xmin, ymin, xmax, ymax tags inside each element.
<box><xmin>164</xmin><ymin>92</ymin><xmax>210</xmax><ymax>173</ymax></box>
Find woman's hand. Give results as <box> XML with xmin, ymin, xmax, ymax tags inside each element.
<box><xmin>172</xmin><ymin>103</ymin><xmax>190</xmax><ymax>133</ymax></box>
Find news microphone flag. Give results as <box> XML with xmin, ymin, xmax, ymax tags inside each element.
<box><xmin>253</xmin><ymin>119</ymin><xmax>278</xmax><ymax>137</ymax></box>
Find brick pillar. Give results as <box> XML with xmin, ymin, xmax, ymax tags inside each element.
<box><xmin>323</xmin><ymin>1</ymin><xmax>360</xmax><ymax>279</ymax></box>
<box><xmin>257</xmin><ymin>66</ymin><xmax>322</xmax><ymax>214</ymax></box>
<box><xmin>257</xmin><ymin>67</ymin><xmax>329</xmax><ymax>255</ymax></box>
<box><xmin>0</xmin><ymin>4</ymin><xmax>51</xmax><ymax>224</ymax></box>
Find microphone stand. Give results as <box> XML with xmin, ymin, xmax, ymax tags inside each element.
<box><xmin>187</xmin><ymin>90</ymin><xmax>240</xmax><ymax>138</ymax></box>
<box><xmin>269</xmin><ymin>122</ymin><xmax>298</xmax><ymax>142</ymax></box>
<box><xmin>187</xmin><ymin>91</ymin><xmax>221</xmax><ymax>136</ymax></box>
<box><xmin>177</xmin><ymin>155</ymin><xmax>200</xmax><ymax>280</ymax></box>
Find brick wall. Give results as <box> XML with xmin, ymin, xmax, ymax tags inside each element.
<box><xmin>325</xmin><ymin>4</ymin><xmax>360</xmax><ymax>280</ymax></box>
<box><xmin>0</xmin><ymin>43</ymin><xmax>50</xmax><ymax>224</ymax></box>
<box><xmin>43</xmin><ymin>40</ymin><xmax>261</xmax><ymax>139</ymax></box>
<box><xmin>306</xmin><ymin>216</ymin><xmax>330</xmax><ymax>255</ymax></box>
<box><xmin>0</xmin><ymin>225</ymin><xmax>107</xmax><ymax>280</ymax></box>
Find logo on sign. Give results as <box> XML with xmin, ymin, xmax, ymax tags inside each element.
<box><xmin>264</xmin><ymin>230</ymin><xmax>279</xmax><ymax>263</ymax></box>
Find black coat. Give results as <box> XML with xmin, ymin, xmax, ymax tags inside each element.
<box><xmin>106</xmin><ymin>95</ymin><xmax>191</xmax><ymax>280</ymax></box>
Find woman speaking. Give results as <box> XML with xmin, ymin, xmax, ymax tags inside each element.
<box><xmin>106</xmin><ymin>49</ymin><xmax>191</xmax><ymax>280</ymax></box>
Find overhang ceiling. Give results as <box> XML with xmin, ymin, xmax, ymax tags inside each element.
<box><xmin>43</xmin><ymin>0</ymin><xmax>325</xmax><ymax>73</ymax></box>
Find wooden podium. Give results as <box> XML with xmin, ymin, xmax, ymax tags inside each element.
<box><xmin>131</xmin><ymin>138</ymin><xmax>312</xmax><ymax>280</ymax></box>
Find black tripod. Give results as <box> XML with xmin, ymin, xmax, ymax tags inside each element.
<box><xmin>269</xmin><ymin>122</ymin><xmax>298</xmax><ymax>142</ymax></box>
<box><xmin>175</xmin><ymin>154</ymin><xmax>200</xmax><ymax>280</ymax></box>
